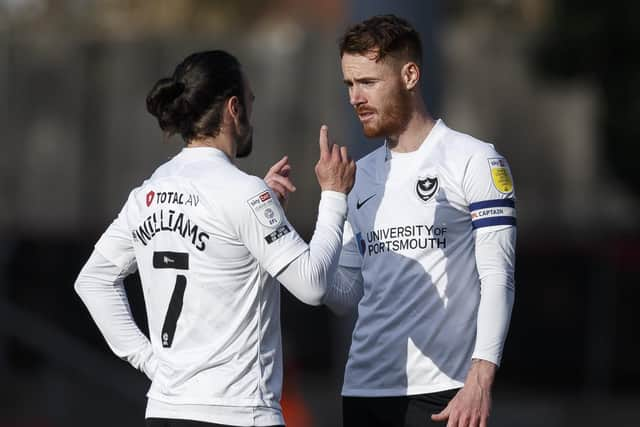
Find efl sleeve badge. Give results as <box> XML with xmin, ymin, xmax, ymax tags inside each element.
<box><xmin>488</xmin><ymin>158</ymin><xmax>514</xmax><ymax>194</ymax></box>
<box><xmin>247</xmin><ymin>190</ymin><xmax>283</xmax><ymax>228</ymax></box>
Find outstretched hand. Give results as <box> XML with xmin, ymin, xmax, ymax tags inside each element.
<box><xmin>264</xmin><ymin>155</ymin><xmax>296</xmax><ymax>208</ymax></box>
<box><xmin>431</xmin><ymin>360</ymin><xmax>495</xmax><ymax>427</ymax></box>
<box><xmin>314</xmin><ymin>125</ymin><xmax>356</xmax><ymax>194</ymax></box>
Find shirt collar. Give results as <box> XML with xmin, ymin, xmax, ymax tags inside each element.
<box><xmin>176</xmin><ymin>146</ymin><xmax>232</xmax><ymax>163</ymax></box>
<box><xmin>375</xmin><ymin>119</ymin><xmax>446</xmax><ymax>181</ymax></box>
<box><xmin>383</xmin><ymin>118</ymin><xmax>445</xmax><ymax>161</ymax></box>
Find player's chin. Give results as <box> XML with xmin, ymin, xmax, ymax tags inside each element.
<box><xmin>362</xmin><ymin>123</ymin><xmax>383</xmax><ymax>139</ymax></box>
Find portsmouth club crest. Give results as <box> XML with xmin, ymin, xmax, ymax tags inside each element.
<box><xmin>416</xmin><ymin>176</ymin><xmax>439</xmax><ymax>203</ymax></box>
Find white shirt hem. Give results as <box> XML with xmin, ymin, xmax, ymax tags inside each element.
<box><xmin>145</xmin><ymin>398</ymin><xmax>284</xmax><ymax>426</ymax></box>
<box><xmin>342</xmin><ymin>380</ymin><xmax>464</xmax><ymax>397</ymax></box>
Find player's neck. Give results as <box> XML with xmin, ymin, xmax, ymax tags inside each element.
<box><xmin>386</xmin><ymin>103</ymin><xmax>434</xmax><ymax>154</ymax></box>
<box><xmin>187</xmin><ymin>134</ymin><xmax>237</xmax><ymax>162</ymax></box>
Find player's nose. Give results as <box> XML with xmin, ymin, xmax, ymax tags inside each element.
<box><xmin>349</xmin><ymin>86</ymin><xmax>366</xmax><ymax>107</ymax></box>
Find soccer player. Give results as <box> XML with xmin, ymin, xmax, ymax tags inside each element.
<box><xmin>322</xmin><ymin>15</ymin><xmax>517</xmax><ymax>427</ymax></box>
<box><xmin>74</xmin><ymin>50</ymin><xmax>355</xmax><ymax>427</ymax></box>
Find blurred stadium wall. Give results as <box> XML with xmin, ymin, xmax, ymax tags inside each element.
<box><xmin>1</xmin><ymin>1</ymin><xmax>639</xmax><ymax>426</ymax></box>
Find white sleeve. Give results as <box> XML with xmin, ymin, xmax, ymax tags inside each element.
<box><xmin>321</xmin><ymin>265</ymin><xmax>364</xmax><ymax>315</ymax></box>
<box><xmin>232</xmin><ymin>178</ymin><xmax>308</xmax><ymax>277</ymax></box>
<box><xmin>275</xmin><ymin>191</ymin><xmax>348</xmax><ymax>305</ymax></box>
<box><xmin>94</xmin><ymin>191</ymin><xmax>138</xmax><ymax>271</ymax></box>
<box><xmin>463</xmin><ymin>148</ymin><xmax>516</xmax><ymax>234</ymax></box>
<box><xmin>314</xmin><ymin>217</ymin><xmax>364</xmax><ymax>313</ymax></box>
<box><xmin>74</xmin><ymin>249</ymin><xmax>158</xmax><ymax>379</ymax></box>
<box><xmin>462</xmin><ymin>146</ymin><xmax>516</xmax><ymax>366</ymax></box>
<box><xmin>472</xmin><ymin>227</ymin><xmax>516</xmax><ymax>366</ymax></box>
<box><xmin>470</xmin><ymin>212</ymin><xmax>516</xmax><ymax>366</ymax></box>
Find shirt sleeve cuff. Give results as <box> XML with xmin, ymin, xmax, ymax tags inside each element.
<box><xmin>318</xmin><ymin>191</ymin><xmax>348</xmax><ymax>224</ymax></box>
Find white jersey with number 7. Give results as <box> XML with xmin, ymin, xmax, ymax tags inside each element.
<box><xmin>95</xmin><ymin>147</ymin><xmax>308</xmax><ymax>410</ymax></box>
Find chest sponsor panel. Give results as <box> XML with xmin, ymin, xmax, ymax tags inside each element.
<box><xmin>356</xmin><ymin>224</ymin><xmax>448</xmax><ymax>257</ymax></box>
<box><xmin>351</xmin><ymin>193</ymin><xmax>478</xmax><ymax>259</ymax></box>
<box><xmin>352</xmin><ymin>173</ymin><xmax>473</xmax><ymax>258</ymax></box>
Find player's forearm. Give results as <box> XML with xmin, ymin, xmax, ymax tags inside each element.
<box><xmin>466</xmin><ymin>358</ymin><xmax>497</xmax><ymax>390</ymax></box>
<box><xmin>472</xmin><ymin>228</ymin><xmax>516</xmax><ymax>365</ymax></box>
<box><xmin>277</xmin><ymin>191</ymin><xmax>347</xmax><ymax>305</ymax></box>
<box><xmin>75</xmin><ymin>250</ymin><xmax>157</xmax><ymax>379</ymax></box>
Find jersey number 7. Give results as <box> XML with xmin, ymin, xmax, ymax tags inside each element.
<box><xmin>153</xmin><ymin>251</ymin><xmax>189</xmax><ymax>348</ymax></box>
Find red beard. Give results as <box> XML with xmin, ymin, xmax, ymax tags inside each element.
<box><xmin>358</xmin><ymin>90</ymin><xmax>412</xmax><ymax>139</ymax></box>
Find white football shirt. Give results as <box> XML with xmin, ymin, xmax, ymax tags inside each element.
<box><xmin>95</xmin><ymin>147</ymin><xmax>308</xmax><ymax>424</ymax></box>
<box><xmin>339</xmin><ymin>120</ymin><xmax>516</xmax><ymax>396</ymax></box>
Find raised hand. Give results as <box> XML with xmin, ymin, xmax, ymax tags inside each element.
<box><xmin>264</xmin><ymin>155</ymin><xmax>296</xmax><ymax>207</ymax></box>
<box><xmin>314</xmin><ymin>125</ymin><xmax>356</xmax><ymax>194</ymax></box>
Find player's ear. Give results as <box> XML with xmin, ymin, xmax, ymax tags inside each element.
<box><xmin>222</xmin><ymin>96</ymin><xmax>241</xmax><ymax>129</ymax></box>
<box><xmin>402</xmin><ymin>62</ymin><xmax>420</xmax><ymax>91</ymax></box>
<box><xmin>228</xmin><ymin>96</ymin><xmax>240</xmax><ymax>120</ymax></box>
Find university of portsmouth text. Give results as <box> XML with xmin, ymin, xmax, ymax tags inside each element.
<box><xmin>366</xmin><ymin>225</ymin><xmax>447</xmax><ymax>256</ymax></box>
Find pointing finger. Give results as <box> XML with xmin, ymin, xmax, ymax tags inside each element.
<box><xmin>319</xmin><ymin>125</ymin><xmax>330</xmax><ymax>160</ymax></box>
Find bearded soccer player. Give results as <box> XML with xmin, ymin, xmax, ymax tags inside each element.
<box><xmin>321</xmin><ymin>15</ymin><xmax>517</xmax><ymax>427</ymax></box>
<box><xmin>74</xmin><ymin>50</ymin><xmax>355</xmax><ymax>427</ymax></box>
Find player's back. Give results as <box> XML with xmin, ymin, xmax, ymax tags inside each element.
<box><xmin>120</xmin><ymin>147</ymin><xmax>284</xmax><ymax>407</ymax></box>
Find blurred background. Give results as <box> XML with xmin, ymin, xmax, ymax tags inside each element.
<box><xmin>1</xmin><ymin>0</ymin><xmax>639</xmax><ymax>426</ymax></box>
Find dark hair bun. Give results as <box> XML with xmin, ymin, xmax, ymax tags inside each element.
<box><xmin>146</xmin><ymin>50</ymin><xmax>245</xmax><ymax>141</ymax></box>
<box><xmin>146</xmin><ymin>78</ymin><xmax>189</xmax><ymax>134</ymax></box>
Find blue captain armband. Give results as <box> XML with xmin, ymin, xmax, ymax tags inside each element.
<box><xmin>469</xmin><ymin>199</ymin><xmax>517</xmax><ymax>229</ymax></box>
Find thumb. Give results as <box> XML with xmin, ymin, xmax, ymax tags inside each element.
<box><xmin>431</xmin><ymin>404</ymin><xmax>451</xmax><ymax>422</ymax></box>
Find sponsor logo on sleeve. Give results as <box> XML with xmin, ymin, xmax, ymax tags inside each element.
<box><xmin>260</xmin><ymin>192</ymin><xmax>271</xmax><ymax>202</ymax></box>
<box><xmin>265</xmin><ymin>225</ymin><xmax>291</xmax><ymax>244</ymax></box>
<box><xmin>146</xmin><ymin>191</ymin><xmax>155</xmax><ymax>207</ymax></box>
<box><xmin>248</xmin><ymin>190</ymin><xmax>282</xmax><ymax>228</ymax></box>
<box><xmin>488</xmin><ymin>158</ymin><xmax>514</xmax><ymax>193</ymax></box>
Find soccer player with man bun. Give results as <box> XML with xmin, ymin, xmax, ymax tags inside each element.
<box><xmin>74</xmin><ymin>50</ymin><xmax>355</xmax><ymax>427</ymax></box>
<box><xmin>322</xmin><ymin>15</ymin><xmax>517</xmax><ymax>427</ymax></box>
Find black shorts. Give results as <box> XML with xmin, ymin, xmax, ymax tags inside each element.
<box><xmin>146</xmin><ymin>419</ymin><xmax>283</xmax><ymax>427</ymax></box>
<box><xmin>342</xmin><ymin>388</ymin><xmax>460</xmax><ymax>427</ymax></box>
